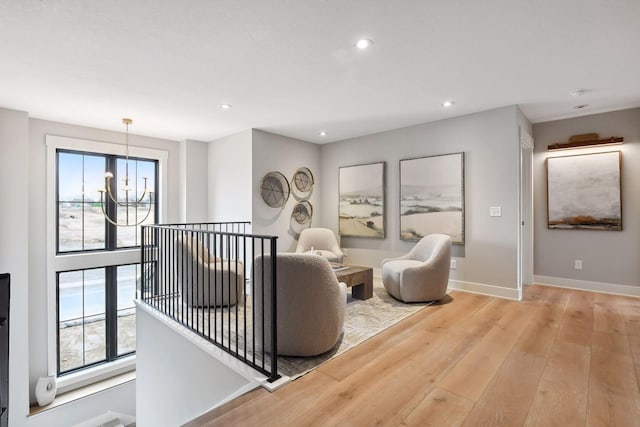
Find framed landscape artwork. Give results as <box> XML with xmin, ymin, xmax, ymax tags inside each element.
<box><xmin>339</xmin><ymin>162</ymin><xmax>385</xmax><ymax>238</ymax></box>
<box><xmin>546</xmin><ymin>151</ymin><xmax>622</xmax><ymax>231</ymax></box>
<box><xmin>400</xmin><ymin>152</ymin><xmax>464</xmax><ymax>244</ymax></box>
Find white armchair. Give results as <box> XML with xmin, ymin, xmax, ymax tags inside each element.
<box><xmin>295</xmin><ymin>228</ymin><xmax>344</xmax><ymax>263</ymax></box>
<box><xmin>253</xmin><ymin>253</ymin><xmax>347</xmax><ymax>356</ymax></box>
<box><xmin>381</xmin><ymin>234</ymin><xmax>451</xmax><ymax>302</ymax></box>
<box><xmin>176</xmin><ymin>235</ymin><xmax>244</xmax><ymax>307</ymax></box>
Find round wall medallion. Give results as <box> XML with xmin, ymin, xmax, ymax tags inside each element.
<box><xmin>292</xmin><ymin>167</ymin><xmax>314</xmax><ymax>193</ymax></box>
<box><xmin>260</xmin><ymin>171</ymin><xmax>290</xmax><ymax>208</ymax></box>
<box><xmin>292</xmin><ymin>200</ymin><xmax>313</xmax><ymax>224</ymax></box>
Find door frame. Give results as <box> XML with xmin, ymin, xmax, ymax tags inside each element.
<box><xmin>517</xmin><ymin>128</ymin><xmax>534</xmax><ymax>297</ymax></box>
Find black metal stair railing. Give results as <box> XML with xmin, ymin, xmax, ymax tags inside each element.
<box><xmin>140</xmin><ymin>222</ymin><xmax>280</xmax><ymax>382</ymax></box>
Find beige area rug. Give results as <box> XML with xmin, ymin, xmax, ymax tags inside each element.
<box><xmin>147</xmin><ymin>280</ymin><xmax>435</xmax><ymax>381</ymax></box>
<box><xmin>278</xmin><ymin>280</ymin><xmax>435</xmax><ymax>380</ymax></box>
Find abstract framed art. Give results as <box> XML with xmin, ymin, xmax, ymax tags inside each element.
<box><xmin>339</xmin><ymin>162</ymin><xmax>385</xmax><ymax>238</ymax></box>
<box><xmin>399</xmin><ymin>152</ymin><xmax>464</xmax><ymax>244</ymax></box>
<box><xmin>546</xmin><ymin>151</ymin><xmax>622</xmax><ymax>231</ymax></box>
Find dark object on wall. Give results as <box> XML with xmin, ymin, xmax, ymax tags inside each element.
<box><xmin>260</xmin><ymin>171</ymin><xmax>290</xmax><ymax>208</ymax></box>
<box><xmin>0</xmin><ymin>273</ymin><xmax>9</xmax><ymax>427</ymax></box>
<box><xmin>547</xmin><ymin>133</ymin><xmax>624</xmax><ymax>151</ymax></box>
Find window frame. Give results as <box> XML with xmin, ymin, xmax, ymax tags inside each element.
<box><xmin>46</xmin><ymin>135</ymin><xmax>168</xmax><ymax>390</ymax></box>
<box><xmin>55</xmin><ymin>149</ymin><xmax>159</xmax><ymax>254</ymax></box>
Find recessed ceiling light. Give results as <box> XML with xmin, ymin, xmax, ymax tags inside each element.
<box><xmin>355</xmin><ymin>39</ymin><xmax>373</xmax><ymax>49</ymax></box>
<box><xmin>442</xmin><ymin>100</ymin><xmax>455</xmax><ymax>107</ymax></box>
<box><xmin>220</xmin><ymin>104</ymin><xmax>232</xmax><ymax>110</ymax></box>
<box><xmin>570</xmin><ymin>89</ymin><xmax>586</xmax><ymax>97</ymax></box>
<box><xmin>319</xmin><ymin>131</ymin><xmax>327</xmax><ymax>137</ymax></box>
<box><xmin>574</xmin><ymin>104</ymin><xmax>589</xmax><ymax>109</ymax></box>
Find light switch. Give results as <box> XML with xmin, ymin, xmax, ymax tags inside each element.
<box><xmin>490</xmin><ymin>206</ymin><xmax>502</xmax><ymax>217</ymax></box>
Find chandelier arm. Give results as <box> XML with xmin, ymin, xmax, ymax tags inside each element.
<box><xmin>137</xmin><ymin>202</ymin><xmax>154</xmax><ymax>225</ymax></box>
<box><xmin>135</xmin><ymin>191</ymin><xmax>148</xmax><ymax>205</ymax></box>
<box><xmin>99</xmin><ymin>192</ymin><xmax>122</xmax><ymax>227</ymax></box>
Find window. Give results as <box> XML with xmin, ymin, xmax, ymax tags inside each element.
<box><xmin>47</xmin><ymin>136</ymin><xmax>167</xmax><ymax>383</ymax></box>
<box><xmin>55</xmin><ymin>149</ymin><xmax>157</xmax><ymax>375</ymax></box>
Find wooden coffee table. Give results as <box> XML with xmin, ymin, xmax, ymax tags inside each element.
<box><xmin>334</xmin><ymin>265</ymin><xmax>373</xmax><ymax>300</ymax></box>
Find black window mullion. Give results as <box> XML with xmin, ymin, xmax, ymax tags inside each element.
<box><xmin>105</xmin><ymin>156</ymin><xmax>118</xmax><ymax>250</ymax></box>
<box><xmin>105</xmin><ymin>266</ymin><xmax>118</xmax><ymax>360</ymax></box>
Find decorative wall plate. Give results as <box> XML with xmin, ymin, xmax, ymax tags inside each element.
<box><xmin>292</xmin><ymin>167</ymin><xmax>314</xmax><ymax>193</ymax></box>
<box><xmin>260</xmin><ymin>171</ymin><xmax>290</xmax><ymax>208</ymax></box>
<box><xmin>292</xmin><ymin>200</ymin><xmax>313</xmax><ymax>224</ymax></box>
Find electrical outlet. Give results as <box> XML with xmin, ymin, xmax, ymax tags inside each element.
<box><xmin>450</xmin><ymin>259</ymin><xmax>457</xmax><ymax>270</ymax></box>
<box><xmin>574</xmin><ymin>260</ymin><xmax>583</xmax><ymax>270</ymax></box>
<box><xmin>490</xmin><ymin>206</ymin><xmax>502</xmax><ymax>217</ymax></box>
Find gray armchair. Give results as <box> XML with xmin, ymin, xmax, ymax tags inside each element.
<box><xmin>295</xmin><ymin>227</ymin><xmax>344</xmax><ymax>263</ymax></box>
<box><xmin>176</xmin><ymin>235</ymin><xmax>244</xmax><ymax>307</ymax></box>
<box><xmin>254</xmin><ymin>253</ymin><xmax>347</xmax><ymax>356</ymax></box>
<box><xmin>381</xmin><ymin>234</ymin><xmax>451</xmax><ymax>302</ymax></box>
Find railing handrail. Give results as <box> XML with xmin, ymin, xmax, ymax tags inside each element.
<box><xmin>144</xmin><ymin>222</ymin><xmax>277</xmax><ymax>240</ymax></box>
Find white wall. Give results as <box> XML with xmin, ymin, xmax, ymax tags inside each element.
<box><xmin>27</xmin><ymin>118</ymin><xmax>181</xmax><ymax>410</ymax></box>
<box><xmin>180</xmin><ymin>139</ymin><xmax>209</xmax><ymax>222</ymax></box>
<box><xmin>319</xmin><ymin>106</ymin><xmax>522</xmax><ymax>295</ymax></box>
<box><xmin>0</xmin><ymin>108</ymin><xmax>30</xmax><ymax>426</ymax></box>
<box><xmin>208</xmin><ymin>130</ymin><xmax>252</xmax><ymax>222</ymax></box>
<box><xmin>251</xmin><ymin>129</ymin><xmax>321</xmax><ymax>252</ymax></box>
<box><xmin>136</xmin><ymin>306</ymin><xmax>257</xmax><ymax>427</ymax></box>
<box><xmin>532</xmin><ymin>108</ymin><xmax>640</xmax><ymax>290</ymax></box>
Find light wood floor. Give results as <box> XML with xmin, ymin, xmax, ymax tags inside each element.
<box><xmin>186</xmin><ymin>285</ymin><xmax>640</xmax><ymax>427</ymax></box>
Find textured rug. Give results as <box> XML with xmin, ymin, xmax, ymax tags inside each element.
<box><xmin>277</xmin><ymin>280</ymin><xmax>435</xmax><ymax>380</ymax></box>
<box><xmin>148</xmin><ymin>279</ymin><xmax>434</xmax><ymax>381</ymax></box>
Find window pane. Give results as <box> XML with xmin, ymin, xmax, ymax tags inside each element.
<box><xmin>58</xmin><ymin>152</ymin><xmax>83</xmax><ymax>202</ymax></box>
<box><xmin>137</xmin><ymin>160</ymin><xmax>156</xmax><ymax>196</ymax></box>
<box><xmin>84</xmin><ymin>314</ymin><xmax>106</xmax><ymax>365</ymax></box>
<box><xmin>84</xmin><ymin>204</ymin><xmax>106</xmax><ymax>250</ymax></box>
<box><xmin>117</xmin><ymin>310</ymin><xmax>136</xmax><ymax>356</ymax></box>
<box><xmin>116</xmin><ymin>206</ymin><xmax>137</xmax><ymax>247</ymax></box>
<box><xmin>117</xmin><ymin>265</ymin><xmax>137</xmax><ymax>310</ymax></box>
<box><xmin>83</xmin><ymin>154</ymin><xmax>106</xmax><ymax>203</ymax></box>
<box><xmin>59</xmin><ymin>271</ymin><xmax>83</xmax><ymax>322</ymax></box>
<box><xmin>58</xmin><ymin>321</ymin><xmax>84</xmax><ymax>372</ymax></box>
<box><xmin>84</xmin><ymin>268</ymin><xmax>105</xmax><ymax>317</ymax></box>
<box><xmin>58</xmin><ymin>203</ymin><xmax>83</xmax><ymax>252</ymax></box>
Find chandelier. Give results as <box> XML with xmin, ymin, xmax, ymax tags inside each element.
<box><xmin>98</xmin><ymin>118</ymin><xmax>153</xmax><ymax>227</ymax></box>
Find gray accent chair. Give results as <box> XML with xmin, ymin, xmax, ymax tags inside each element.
<box><xmin>381</xmin><ymin>234</ymin><xmax>451</xmax><ymax>302</ymax></box>
<box><xmin>254</xmin><ymin>253</ymin><xmax>347</xmax><ymax>356</ymax></box>
<box><xmin>176</xmin><ymin>235</ymin><xmax>244</xmax><ymax>307</ymax></box>
<box><xmin>295</xmin><ymin>227</ymin><xmax>344</xmax><ymax>263</ymax></box>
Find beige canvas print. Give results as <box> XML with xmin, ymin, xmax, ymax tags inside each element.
<box><xmin>339</xmin><ymin>162</ymin><xmax>385</xmax><ymax>238</ymax></box>
<box><xmin>400</xmin><ymin>153</ymin><xmax>464</xmax><ymax>243</ymax></box>
<box><xmin>546</xmin><ymin>151</ymin><xmax>622</xmax><ymax>231</ymax></box>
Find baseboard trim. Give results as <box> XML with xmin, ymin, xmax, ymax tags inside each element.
<box><xmin>533</xmin><ymin>275</ymin><xmax>640</xmax><ymax>298</ymax></box>
<box><xmin>448</xmin><ymin>280</ymin><xmax>521</xmax><ymax>301</ymax></box>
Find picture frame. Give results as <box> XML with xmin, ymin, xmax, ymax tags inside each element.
<box><xmin>399</xmin><ymin>152</ymin><xmax>464</xmax><ymax>244</ymax></box>
<box><xmin>546</xmin><ymin>151</ymin><xmax>622</xmax><ymax>231</ymax></box>
<box><xmin>339</xmin><ymin>162</ymin><xmax>385</xmax><ymax>238</ymax></box>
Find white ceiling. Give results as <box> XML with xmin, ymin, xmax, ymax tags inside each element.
<box><xmin>1</xmin><ymin>1</ymin><xmax>639</xmax><ymax>143</ymax></box>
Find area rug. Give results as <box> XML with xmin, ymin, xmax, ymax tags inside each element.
<box><xmin>146</xmin><ymin>279</ymin><xmax>434</xmax><ymax>382</ymax></box>
<box><xmin>277</xmin><ymin>280</ymin><xmax>435</xmax><ymax>380</ymax></box>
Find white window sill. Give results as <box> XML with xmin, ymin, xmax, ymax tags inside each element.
<box><xmin>56</xmin><ymin>355</ymin><xmax>136</xmax><ymax>394</ymax></box>
<box><xmin>29</xmin><ymin>369</ymin><xmax>136</xmax><ymax>417</ymax></box>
